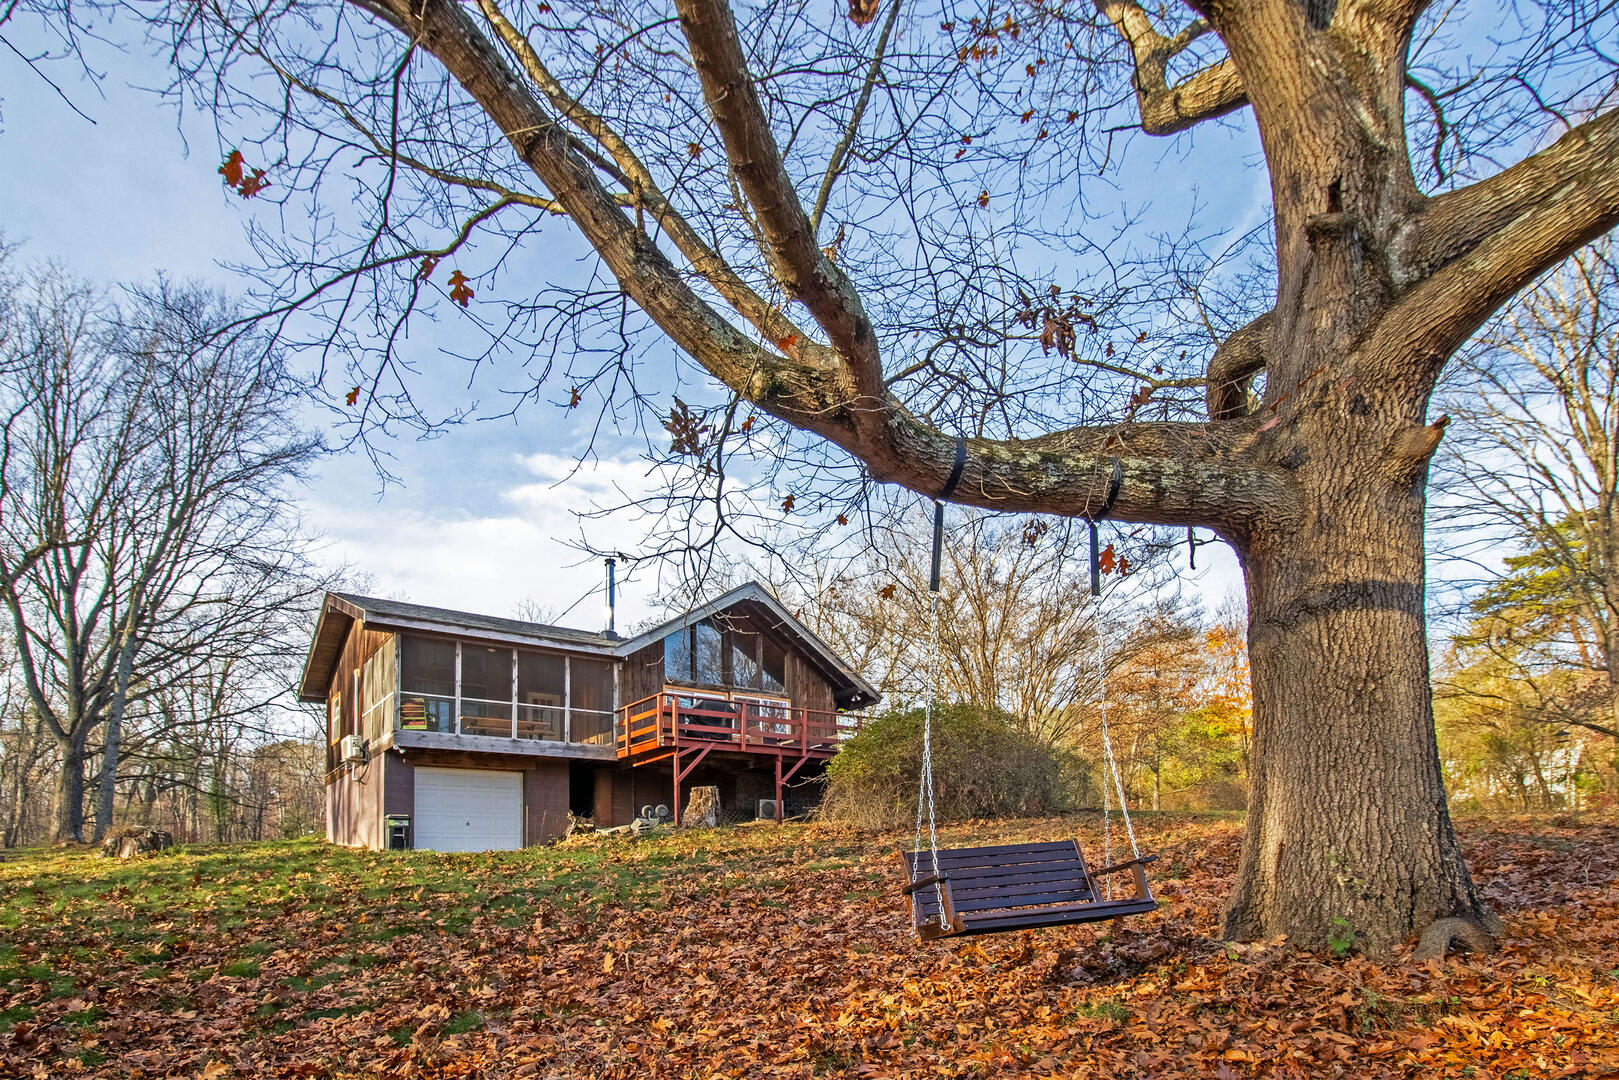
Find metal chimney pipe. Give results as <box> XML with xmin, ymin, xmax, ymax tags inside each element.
<box><xmin>604</xmin><ymin>557</ymin><xmax>617</xmax><ymax>638</ymax></box>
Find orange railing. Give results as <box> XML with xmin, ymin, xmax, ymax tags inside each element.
<box><xmin>616</xmin><ymin>688</ymin><xmax>863</xmax><ymax>759</ymax></box>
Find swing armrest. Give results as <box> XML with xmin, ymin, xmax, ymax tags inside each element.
<box><xmin>902</xmin><ymin>872</ymin><xmax>950</xmax><ymax>896</ymax></box>
<box><xmin>1092</xmin><ymin>854</ymin><xmax>1158</xmax><ymax>877</ymax></box>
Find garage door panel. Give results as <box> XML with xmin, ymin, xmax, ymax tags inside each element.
<box><xmin>414</xmin><ymin>767</ymin><xmax>523</xmax><ymax>851</ymax></box>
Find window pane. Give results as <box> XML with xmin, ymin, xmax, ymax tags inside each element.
<box><xmin>401</xmin><ymin>636</ymin><xmax>455</xmax><ymax>695</ymax></box>
<box><xmin>518</xmin><ymin>651</ymin><xmax>565</xmax><ymax>740</ymax></box>
<box><xmin>762</xmin><ymin>638</ymin><xmax>787</xmax><ymax>694</ymax></box>
<box><xmin>730</xmin><ymin>630</ymin><xmax>760</xmax><ymax>689</ymax></box>
<box><xmin>664</xmin><ymin>629</ymin><xmax>691</xmax><ymax>682</ymax></box>
<box><xmin>694</xmin><ymin>621</ymin><xmax>724</xmax><ymax>684</ymax></box>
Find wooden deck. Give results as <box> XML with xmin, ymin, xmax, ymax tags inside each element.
<box><xmin>615</xmin><ymin>689</ymin><xmax>864</xmax><ymax>822</ymax></box>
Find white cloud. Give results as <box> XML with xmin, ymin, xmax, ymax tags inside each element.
<box><xmin>312</xmin><ymin>453</ymin><xmax>668</xmax><ymax>628</ymax></box>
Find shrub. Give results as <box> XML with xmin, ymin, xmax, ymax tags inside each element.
<box><xmin>822</xmin><ymin>703</ymin><xmax>1084</xmax><ymax>827</ymax></box>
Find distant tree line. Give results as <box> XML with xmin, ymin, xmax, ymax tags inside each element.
<box><xmin>0</xmin><ymin>246</ymin><xmax>332</xmax><ymax>847</ymax></box>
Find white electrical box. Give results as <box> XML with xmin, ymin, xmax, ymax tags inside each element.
<box><xmin>340</xmin><ymin>734</ymin><xmax>366</xmax><ymax>764</ymax></box>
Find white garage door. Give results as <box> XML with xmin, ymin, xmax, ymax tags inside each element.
<box><xmin>413</xmin><ymin>768</ymin><xmax>523</xmax><ymax>852</ymax></box>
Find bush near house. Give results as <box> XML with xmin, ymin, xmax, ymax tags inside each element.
<box><xmin>822</xmin><ymin>704</ymin><xmax>1088</xmax><ymax>826</ymax></box>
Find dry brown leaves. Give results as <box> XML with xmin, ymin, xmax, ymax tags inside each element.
<box><xmin>1</xmin><ymin>813</ymin><xmax>1616</xmax><ymax>1079</ymax></box>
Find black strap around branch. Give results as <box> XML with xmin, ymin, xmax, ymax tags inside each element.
<box><xmin>929</xmin><ymin>438</ymin><xmax>967</xmax><ymax>594</ymax></box>
<box><xmin>1087</xmin><ymin>457</ymin><xmax>1124</xmax><ymax>598</ymax></box>
<box><xmin>939</xmin><ymin>437</ymin><xmax>967</xmax><ymax>501</ymax></box>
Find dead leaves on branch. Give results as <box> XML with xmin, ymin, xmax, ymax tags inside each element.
<box><xmin>1015</xmin><ymin>286</ymin><xmax>1099</xmax><ymax>361</ymax></box>
<box><xmin>1</xmin><ymin>816</ymin><xmax>1616</xmax><ymax>1078</ymax></box>
<box><xmin>847</xmin><ymin>0</ymin><xmax>880</xmax><ymax>26</ymax></box>
<box><xmin>218</xmin><ymin>151</ymin><xmax>269</xmax><ymax>199</ymax></box>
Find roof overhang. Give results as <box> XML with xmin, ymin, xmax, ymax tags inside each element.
<box><xmin>297</xmin><ymin>582</ymin><xmax>882</xmax><ymax>711</ymax></box>
<box><xmin>296</xmin><ymin>595</ymin><xmax>362</xmax><ymax>703</ymax></box>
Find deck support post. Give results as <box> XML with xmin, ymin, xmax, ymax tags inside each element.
<box><xmin>774</xmin><ymin>752</ymin><xmax>813</xmax><ymax>824</ymax></box>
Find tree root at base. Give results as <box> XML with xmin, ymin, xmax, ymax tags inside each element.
<box><xmin>1413</xmin><ymin>916</ymin><xmax>1497</xmax><ymax>962</ymax></box>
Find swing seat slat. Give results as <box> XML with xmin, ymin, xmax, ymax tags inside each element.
<box><xmin>900</xmin><ymin>842</ymin><xmax>1157</xmax><ymax>940</ymax></box>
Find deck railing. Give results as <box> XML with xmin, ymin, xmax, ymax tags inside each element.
<box><xmin>616</xmin><ymin>689</ymin><xmax>863</xmax><ymax>759</ymax></box>
<box><xmin>396</xmin><ymin>693</ymin><xmax>614</xmax><ymax>745</ymax></box>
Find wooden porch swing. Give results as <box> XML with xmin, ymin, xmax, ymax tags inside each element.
<box><xmin>899</xmin><ymin>450</ymin><xmax>1159</xmax><ymax>940</ymax></box>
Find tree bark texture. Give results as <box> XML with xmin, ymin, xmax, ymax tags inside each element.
<box><xmin>1223</xmin><ymin>413</ymin><xmax>1486</xmax><ymax>951</ymax></box>
<box><xmin>53</xmin><ymin>733</ymin><xmax>87</xmax><ymax>844</ymax></box>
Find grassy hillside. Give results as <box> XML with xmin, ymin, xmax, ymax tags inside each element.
<box><xmin>0</xmin><ymin>812</ymin><xmax>1614</xmax><ymax>1078</ymax></box>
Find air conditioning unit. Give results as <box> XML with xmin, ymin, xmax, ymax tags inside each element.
<box><xmin>757</xmin><ymin>799</ymin><xmax>780</xmax><ymax>820</ymax></box>
<box><xmin>340</xmin><ymin>734</ymin><xmax>367</xmax><ymax>764</ymax></box>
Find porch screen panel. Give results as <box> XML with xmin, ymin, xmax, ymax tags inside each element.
<box><xmin>517</xmin><ymin>651</ymin><xmax>566</xmax><ymax>741</ymax></box>
<box><xmin>459</xmin><ymin>645</ymin><xmax>514</xmax><ymax>737</ymax></box>
<box><xmin>400</xmin><ymin>636</ymin><xmax>455</xmax><ymax>733</ymax></box>
<box><xmin>359</xmin><ymin>643</ymin><xmax>397</xmax><ymax>741</ymax></box>
<box><xmin>570</xmin><ymin>658</ymin><xmax>615</xmax><ymax>745</ymax></box>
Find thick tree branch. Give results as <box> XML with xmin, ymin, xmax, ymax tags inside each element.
<box><xmin>1373</xmin><ymin>108</ymin><xmax>1619</xmax><ymax>379</ymax></box>
<box><xmin>342</xmin><ymin>0</ymin><xmax>1294</xmax><ymax>534</ymax></box>
<box><xmin>1400</xmin><ymin>109</ymin><xmax>1619</xmax><ymax>285</ymax></box>
<box><xmin>1095</xmin><ymin>0</ymin><xmax>1247</xmax><ymax>136</ymax></box>
<box><xmin>1206</xmin><ymin>311</ymin><xmax>1272</xmax><ymax>420</ymax></box>
<box><xmin>468</xmin><ymin>0</ymin><xmax>805</xmax><ymax>352</ymax></box>
<box><xmin>673</xmin><ymin>0</ymin><xmax>884</xmax><ymax>392</ymax></box>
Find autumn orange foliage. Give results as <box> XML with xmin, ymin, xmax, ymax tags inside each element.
<box><xmin>0</xmin><ymin>813</ymin><xmax>1614</xmax><ymax>1078</ymax></box>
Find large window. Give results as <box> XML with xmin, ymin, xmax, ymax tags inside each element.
<box><xmin>662</xmin><ymin>617</ymin><xmax>788</xmax><ymax>696</ymax></box>
<box><xmin>730</xmin><ymin>629</ymin><xmax>761</xmax><ymax>690</ymax></box>
<box><xmin>762</xmin><ymin>638</ymin><xmax>787</xmax><ymax>694</ymax></box>
<box><xmin>664</xmin><ymin>627</ymin><xmax>692</xmax><ymax>683</ymax></box>
<box><xmin>694</xmin><ymin>621</ymin><xmax>724</xmax><ymax>684</ymax></box>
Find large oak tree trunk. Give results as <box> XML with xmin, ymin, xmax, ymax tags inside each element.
<box><xmin>1222</xmin><ymin>413</ymin><xmax>1491</xmax><ymax>953</ymax></box>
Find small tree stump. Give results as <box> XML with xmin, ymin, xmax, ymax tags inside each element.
<box><xmin>1413</xmin><ymin>917</ymin><xmax>1495</xmax><ymax>962</ymax></box>
<box><xmin>682</xmin><ymin>786</ymin><xmax>720</xmax><ymax>828</ymax></box>
<box><xmin>101</xmin><ymin>826</ymin><xmax>175</xmax><ymax>859</ymax></box>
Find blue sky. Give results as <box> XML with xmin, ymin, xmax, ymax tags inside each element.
<box><xmin>0</xmin><ymin>21</ymin><xmax>1254</xmax><ymax>632</ymax></box>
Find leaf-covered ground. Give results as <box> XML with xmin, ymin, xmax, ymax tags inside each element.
<box><xmin>1</xmin><ymin>812</ymin><xmax>1615</xmax><ymax>1078</ymax></box>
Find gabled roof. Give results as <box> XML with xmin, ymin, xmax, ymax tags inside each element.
<box><xmin>618</xmin><ymin>582</ymin><xmax>881</xmax><ymax>709</ymax></box>
<box><xmin>296</xmin><ymin>582</ymin><xmax>881</xmax><ymax>709</ymax></box>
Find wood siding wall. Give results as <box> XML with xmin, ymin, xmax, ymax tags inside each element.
<box><xmin>622</xmin><ymin>640</ymin><xmax>665</xmax><ymax>706</ymax></box>
<box><xmin>325</xmin><ymin>620</ymin><xmax>396</xmax><ymax>773</ymax></box>
<box><xmin>784</xmin><ymin>651</ymin><xmax>836</xmax><ymax>715</ymax></box>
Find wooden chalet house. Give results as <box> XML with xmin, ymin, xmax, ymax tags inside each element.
<box><xmin>299</xmin><ymin>583</ymin><xmax>880</xmax><ymax>851</ymax></box>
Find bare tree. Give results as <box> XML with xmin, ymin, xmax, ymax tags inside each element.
<box><xmin>41</xmin><ymin>0</ymin><xmax>1613</xmax><ymax>945</ymax></box>
<box><xmin>795</xmin><ymin>510</ymin><xmax>1177</xmax><ymax>747</ymax></box>
<box><xmin>0</xmin><ymin>267</ymin><xmax>323</xmax><ymax>842</ymax></box>
<box><xmin>1437</xmin><ymin>241</ymin><xmax>1619</xmax><ymax>740</ymax></box>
